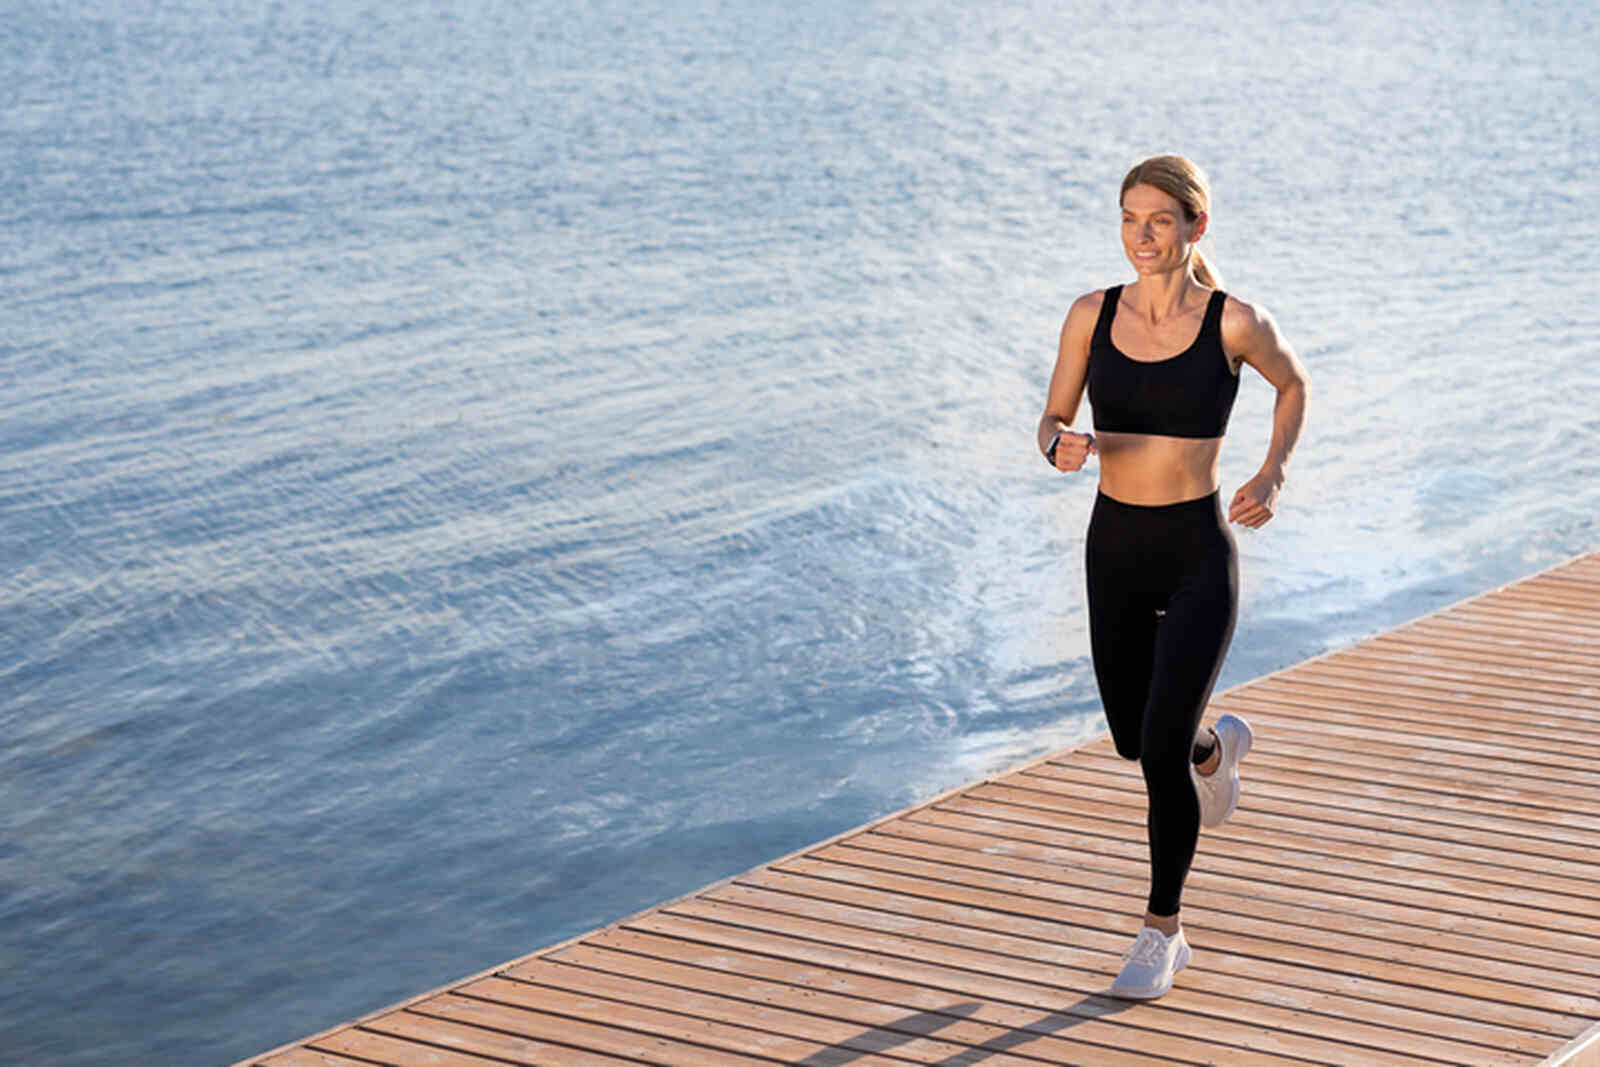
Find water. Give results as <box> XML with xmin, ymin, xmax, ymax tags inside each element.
<box><xmin>3</xmin><ymin>0</ymin><xmax>1596</xmax><ymax>1062</ymax></box>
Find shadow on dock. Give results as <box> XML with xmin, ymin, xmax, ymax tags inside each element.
<box><xmin>796</xmin><ymin>995</ymin><xmax>1132</xmax><ymax>1065</ymax></box>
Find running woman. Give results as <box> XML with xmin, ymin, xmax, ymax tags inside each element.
<box><xmin>1038</xmin><ymin>154</ymin><xmax>1310</xmax><ymax>999</ymax></box>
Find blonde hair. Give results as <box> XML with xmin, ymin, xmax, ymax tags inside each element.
<box><xmin>1120</xmin><ymin>155</ymin><xmax>1222</xmax><ymax>289</ymax></box>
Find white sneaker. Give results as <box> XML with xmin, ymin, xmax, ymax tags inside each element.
<box><xmin>1110</xmin><ymin>926</ymin><xmax>1190</xmax><ymax>999</ymax></box>
<box><xmin>1192</xmin><ymin>712</ymin><xmax>1253</xmax><ymax>828</ymax></box>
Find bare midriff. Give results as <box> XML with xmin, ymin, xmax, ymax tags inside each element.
<box><xmin>1096</xmin><ymin>431</ymin><xmax>1223</xmax><ymax>505</ymax></box>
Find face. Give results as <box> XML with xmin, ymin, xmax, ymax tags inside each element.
<box><xmin>1121</xmin><ymin>183</ymin><xmax>1206</xmax><ymax>278</ymax></box>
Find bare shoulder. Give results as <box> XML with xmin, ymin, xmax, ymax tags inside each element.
<box><xmin>1060</xmin><ymin>288</ymin><xmax>1108</xmax><ymax>338</ymax></box>
<box><xmin>1219</xmin><ymin>292</ymin><xmax>1282</xmax><ymax>346</ymax></box>
<box><xmin>1068</xmin><ymin>288</ymin><xmax>1108</xmax><ymax>321</ymax></box>
<box><xmin>1220</xmin><ymin>292</ymin><xmax>1307</xmax><ymax>384</ymax></box>
<box><xmin>1051</xmin><ymin>289</ymin><xmax>1108</xmax><ymax>382</ymax></box>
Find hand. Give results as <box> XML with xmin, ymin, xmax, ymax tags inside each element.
<box><xmin>1050</xmin><ymin>430</ymin><xmax>1097</xmax><ymax>472</ymax></box>
<box><xmin>1228</xmin><ymin>471</ymin><xmax>1281</xmax><ymax>528</ymax></box>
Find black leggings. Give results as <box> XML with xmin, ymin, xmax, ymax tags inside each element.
<box><xmin>1086</xmin><ymin>490</ymin><xmax>1237</xmax><ymax>917</ymax></box>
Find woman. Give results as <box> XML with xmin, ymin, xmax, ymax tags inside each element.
<box><xmin>1037</xmin><ymin>155</ymin><xmax>1309</xmax><ymax>999</ymax></box>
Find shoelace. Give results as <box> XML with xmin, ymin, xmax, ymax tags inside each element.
<box><xmin>1122</xmin><ymin>929</ymin><xmax>1171</xmax><ymax>967</ymax></box>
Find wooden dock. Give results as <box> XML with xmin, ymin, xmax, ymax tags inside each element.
<box><xmin>238</xmin><ymin>553</ymin><xmax>1600</xmax><ymax>1067</ymax></box>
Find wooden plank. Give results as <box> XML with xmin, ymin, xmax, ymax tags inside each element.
<box><xmin>673</xmin><ymin>878</ymin><xmax>1582</xmax><ymax>1027</ymax></box>
<box><xmin>563</xmin><ymin>927</ymin><xmax>1253</xmax><ymax>1066</ymax></box>
<box><xmin>825</xmin><ymin>824</ymin><xmax>1599</xmax><ymax>954</ymax></box>
<box><xmin>407</xmin><ymin>993</ymin><xmax>773</xmax><ymax>1066</ymax></box>
<box><xmin>1443</xmin><ymin>602</ymin><xmax>1599</xmax><ymax>641</ymax></box>
<box><xmin>1113</xmin><ymin>720</ymin><xmax>1600</xmax><ymax>812</ymax></box>
<box><xmin>1057</xmin><ymin>749</ymin><xmax>1600</xmax><ymax>838</ymax></box>
<box><xmin>933</xmin><ymin>786</ymin><xmax>1600</xmax><ymax>973</ymax></box>
<box><xmin>896</xmin><ymin>807</ymin><xmax>1600</xmax><ymax>1021</ymax></box>
<box><xmin>234</xmin><ymin>553</ymin><xmax>1600</xmax><ymax>1067</ymax></box>
<box><xmin>654</xmin><ymin>896</ymin><xmax>1437</xmax><ymax>1067</ymax></box>
<box><xmin>910</xmin><ymin>801</ymin><xmax>1600</xmax><ymax>926</ymax></box>
<box><xmin>876</xmin><ymin>813</ymin><xmax>1600</xmax><ymax>1008</ymax></box>
<box><xmin>621</xmin><ymin>907</ymin><xmax>1318</xmax><ymax>1065</ymax></box>
<box><xmin>1324</xmin><ymin>648</ymin><xmax>1600</xmax><ymax>707</ymax></box>
<box><xmin>1287</xmin><ymin>658</ymin><xmax>1600</xmax><ymax>718</ymax></box>
<box><xmin>1004</xmin><ymin>765</ymin><xmax>1600</xmax><ymax>865</ymax></box>
<box><xmin>824</xmin><ymin>830</ymin><xmax>1588</xmax><ymax>1039</ymax></box>
<box><xmin>495</xmin><ymin>957</ymin><xmax>1054</xmax><ymax>1066</ymax></box>
<box><xmin>462</xmin><ymin>971</ymin><xmax>991</xmax><ymax>1065</ymax></box>
<box><xmin>690</xmin><ymin>878</ymin><xmax>1533</xmax><ymax>1066</ymax></box>
<box><xmin>1049</xmin><ymin>751</ymin><xmax>1600</xmax><ymax>851</ymax></box>
<box><xmin>1365</xmin><ymin>630</ymin><xmax>1600</xmax><ymax>680</ymax></box>
<box><xmin>928</xmin><ymin>793</ymin><xmax>1600</xmax><ymax>944</ymax></box>
<box><xmin>1405</xmin><ymin>612</ymin><xmax>1597</xmax><ymax>650</ymax></box>
<box><xmin>956</xmin><ymin>777</ymin><xmax>1600</xmax><ymax>901</ymax></box>
<box><xmin>536</xmin><ymin>941</ymin><xmax>1183</xmax><ymax>1066</ymax></box>
<box><xmin>1213</xmin><ymin>693</ymin><xmax>1600</xmax><ymax>787</ymax></box>
<box><xmin>1259</xmin><ymin>665</ymin><xmax>1600</xmax><ymax>729</ymax></box>
<box><xmin>1214</xmin><ymin>684</ymin><xmax>1598</xmax><ymax>768</ymax></box>
<box><xmin>1229</xmin><ymin>683</ymin><xmax>1600</xmax><ymax>751</ymax></box>
<box><xmin>307</xmin><ymin>1029</ymin><xmax>510</xmax><ymax>1066</ymax></box>
<box><xmin>1210</xmin><ymin>698</ymin><xmax>1600</xmax><ymax>790</ymax></box>
<box><xmin>256</xmin><ymin>1050</ymin><xmax>376</xmax><ymax>1067</ymax></box>
<box><xmin>939</xmin><ymin>784</ymin><xmax>1600</xmax><ymax>893</ymax></box>
<box><xmin>1422</xmin><ymin>602</ymin><xmax>1600</xmax><ymax>633</ymax></box>
<box><xmin>778</xmin><ymin>842</ymin><xmax>1600</xmax><ymax>1027</ymax></box>
<box><xmin>1413</xmin><ymin>597</ymin><xmax>1600</xmax><ymax>629</ymax></box>
<box><xmin>363</xmin><ymin>1009</ymin><xmax>640</xmax><ymax>1066</ymax></box>
<box><xmin>1546</xmin><ymin>1021</ymin><xmax>1600</xmax><ymax>1067</ymax></box>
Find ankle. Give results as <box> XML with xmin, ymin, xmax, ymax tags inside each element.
<box><xmin>1144</xmin><ymin>911</ymin><xmax>1181</xmax><ymax>937</ymax></box>
<box><xmin>1193</xmin><ymin>727</ymin><xmax>1221</xmax><ymax>776</ymax></box>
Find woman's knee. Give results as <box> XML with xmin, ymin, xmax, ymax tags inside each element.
<box><xmin>1103</xmin><ymin>705</ymin><xmax>1142</xmax><ymax>760</ymax></box>
<box><xmin>1138</xmin><ymin>738</ymin><xmax>1192</xmax><ymax>789</ymax></box>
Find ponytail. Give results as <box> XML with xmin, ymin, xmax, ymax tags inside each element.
<box><xmin>1192</xmin><ymin>246</ymin><xmax>1222</xmax><ymax>289</ymax></box>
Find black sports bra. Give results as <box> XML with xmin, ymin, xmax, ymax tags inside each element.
<box><xmin>1087</xmin><ymin>285</ymin><xmax>1239</xmax><ymax>439</ymax></box>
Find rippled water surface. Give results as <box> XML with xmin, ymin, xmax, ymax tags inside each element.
<box><xmin>3</xmin><ymin>0</ymin><xmax>1597</xmax><ymax>1062</ymax></box>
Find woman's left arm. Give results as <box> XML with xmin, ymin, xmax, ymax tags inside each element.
<box><xmin>1225</xmin><ymin>297</ymin><xmax>1310</xmax><ymax>528</ymax></box>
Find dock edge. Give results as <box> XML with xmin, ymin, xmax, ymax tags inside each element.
<box><xmin>1543</xmin><ymin>1021</ymin><xmax>1600</xmax><ymax>1067</ymax></box>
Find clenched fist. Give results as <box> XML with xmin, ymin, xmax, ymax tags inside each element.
<box><xmin>1047</xmin><ymin>430</ymin><xmax>1097</xmax><ymax>472</ymax></box>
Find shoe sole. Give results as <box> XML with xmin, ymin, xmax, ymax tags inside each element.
<box><xmin>1198</xmin><ymin>714</ymin><xmax>1253</xmax><ymax>828</ymax></box>
<box><xmin>1224</xmin><ymin>713</ymin><xmax>1254</xmax><ymax>762</ymax></box>
<box><xmin>1109</xmin><ymin>940</ymin><xmax>1192</xmax><ymax>999</ymax></box>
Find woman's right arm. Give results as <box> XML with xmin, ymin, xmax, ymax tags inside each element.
<box><xmin>1037</xmin><ymin>291</ymin><xmax>1101</xmax><ymax>471</ymax></box>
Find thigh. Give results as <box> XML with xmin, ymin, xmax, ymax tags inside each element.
<box><xmin>1142</xmin><ymin>543</ymin><xmax>1237</xmax><ymax>763</ymax></box>
<box><xmin>1086</xmin><ymin>541</ymin><xmax>1161</xmax><ymax>761</ymax></box>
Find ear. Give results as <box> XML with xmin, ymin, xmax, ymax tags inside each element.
<box><xmin>1190</xmin><ymin>211</ymin><xmax>1209</xmax><ymax>241</ymax></box>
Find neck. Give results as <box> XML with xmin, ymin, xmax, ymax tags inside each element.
<box><xmin>1129</xmin><ymin>269</ymin><xmax>1202</xmax><ymax>323</ymax></box>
